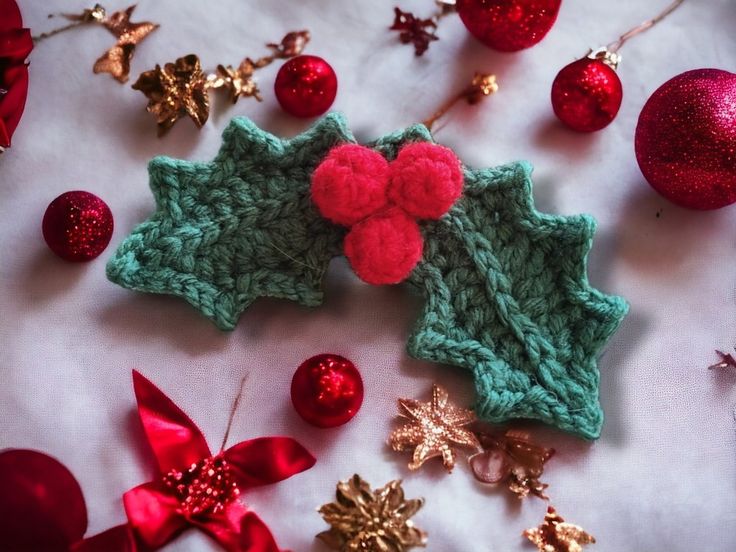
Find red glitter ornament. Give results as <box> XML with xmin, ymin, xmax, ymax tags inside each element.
<box><xmin>635</xmin><ymin>69</ymin><xmax>736</xmax><ymax>210</ymax></box>
<box><xmin>42</xmin><ymin>190</ymin><xmax>114</xmax><ymax>262</ymax></box>
<box><xmin>551</xmin><ymin>55</ymin><xmax>623</xmax><ymax>132</ymax></box>
<box><xmin>274</xmin><ymin>55</ymin><xmax>337</xmax><ymax>118</ymax></box>
<box><xmin>291</xmin><ymin>354</ymin><xmax>364</xmax><ymax>428</ymax></box>
<box><xmin>456</xmin><ymin>0</ymin><xmax>561</xmax><ymax>52</ymax></box>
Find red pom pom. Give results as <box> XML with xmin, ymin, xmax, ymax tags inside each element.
<box><xmin>311</xmin><ymin>144</ymin><xmax>390</xmax><ymax>226</ymax></box>
<box><xmin>388</xmin><ymin>143</ymin><xmax>463</xmax><ymax>219</ymax></box>
<box><xmin>344</xmin><ymin>207</ymin><xmax>423</xmax><ymax>285</ymax></box>
<box><xmin>291</xmin><ymin>354</ymin><xmax>364</xmax><ymax>428</ymax></box>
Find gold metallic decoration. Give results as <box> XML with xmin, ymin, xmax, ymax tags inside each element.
<box><xmin>469</xmin><ymin>429</ymin><xmax>555</xmax><ymax>499</ymax></box>
<box><xmin>207</xmin><ymin>30</ymin><xmax>310</xmax><ymax>104</ymax></box>
<box><xmin>93</xmin><ymin>5</ymin><xmax>159</xmax><ymax>83</ymax></box>
<box><xmin>524</xmin><ymin>507</ymin><xmax>596</xmax><ymax>552</ymax></box>
<box><xmin>32</xmin><ymin>4</ymin><xmax>159</xmax><ymax>83</ymax></box>
<box><xmin>422</xmin><ymin>72</ymin><xmax>498</xmax><ymax>131</ymax></box>
<box><xmin>317</xmin><ymin>474</ymin><xmax>427</xmax><ymax>551</ymax></box>
<box><xmin>389</xmin><ymin>384</ymin><xmax>481</xmax><ymax>472</ymax></box>
<box><xmin>709</xmin><ymin>349</ymin><xmax>736</xmax><ymax>370</ymax></box>
<box><xmin>132</xmin><ymin>54</ymin><xmax>209</xmax><ymax>136</ymax></box>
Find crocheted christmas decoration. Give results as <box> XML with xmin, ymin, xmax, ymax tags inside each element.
<box><xmin>107</xmin><ymin>113</ymin><xmax>628</xmax><ymax>439</ymax></box>
<box><xmin>312</xmin><ymin>142</ymin><xmax>463</xmax><ymax>284</ymax></box>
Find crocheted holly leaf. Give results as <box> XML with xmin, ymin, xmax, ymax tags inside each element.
<box><xmin>371</xmin><ymin>126</ymin><xmax>628</xmax><ymax>440</ymax></box>
<box><xmin>106</xmin><ymin>113</ymin><xmax>352</xmax><ymax>330</ymax></box>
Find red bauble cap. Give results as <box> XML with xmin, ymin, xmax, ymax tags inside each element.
<box><xmin>291</xmin><ymin>354</ymin><xmax>364</xmax><ymax>428</ymax></box>
<box><xmin>635</xmin><ymin>68</ymin><xmax>736</xmax><ymax>210</ymax></box>
<box><xmin>456</xmin><ymin>0</ymin><xmax>561</xmax><ymax>52</ymax></box>
<box><xmin>274</xmin><ymin>55</ymin><xmax>338</xmax><ymax>118</ymax></box>
<box><xmin>551</xmin><ymin>57</ymin><xmax>623</xmax><ymax>132</ymax></box>
<box><xmin>42</xmin><ymin>191</ymin><xmax>114</xmax><ymax>262</ymax></box>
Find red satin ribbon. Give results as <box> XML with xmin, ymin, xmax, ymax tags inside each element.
<box><xmin>124</xmin><ymin>370</ymin><xmax>316</xmax><ymax>551</ymax></box>
<box><xmin>0</xmin><ymin>0</ymin><xmax>33</xmax><ymax>147</ymax></box>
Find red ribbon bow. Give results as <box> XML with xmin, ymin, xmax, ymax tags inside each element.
<box><xmin>0</xmin><ymin>448</ymin><xmax>136</xmax><ymax>551</ymax></box>
<box><xmin>0</xmin><ymin>0</ymin><xmax>33</xmax><ymax>148</ymax></box>
<box><xmin>123</xmin><ymin>370</ymin><xmax>316</xmax><ymax>551</ymax></box>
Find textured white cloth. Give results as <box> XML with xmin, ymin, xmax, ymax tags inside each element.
<box><xmin>2</xmin><ymin>0</ymin><xmax>736</xmax><ymax>550</ymax></box>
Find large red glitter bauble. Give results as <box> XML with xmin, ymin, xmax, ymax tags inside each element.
<box><xmin>42</xmin><ymin>191</ymin><xmax>114</xmax><ymax>262</ymax></box>
<box><xmin>0</xmin><ymin>449</ymin><xmax>88</xmax><ymax>549</ymax></box>
<box><xmin>274</xmin><ymin>55</ymin><xmax>337</xmax><ymax>118</ymax></box>
<box><xmin>551</xmin><ymin>57</ymin><xmax>623</xmax><ymax>132</ymax></box>
<box><xmin>291</xmin><ymin>354</ymin><xmax>364</xmax><ymax>428</ymax></box>
<box><xmin>635</xmin><ymin>69</ymin><xmax>736</xmax><ymax>210</ymax></box>
<box><xmin>456</xmin><ymin>0</ymin><xmax>561</xmax><ymax>52</ymax></box>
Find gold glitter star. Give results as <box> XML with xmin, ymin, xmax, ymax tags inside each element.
<box><xmin>389</xmin><ymin>384</ymin><xmax>480</xmax><ymax>472</ymax></box>
<box><xmin>317</xmin><ymin>474</ymin><xmax>427</xmax><ymax>552</ymax></box>
<box><xmin>93</xmin><ymin>5</ymin><xmax>159</xmax><ymax>83</ymax></box>
<box><xmin>524</xmin><ymin>507</ymin><xmax>596</xmax><ymax>552</ymax></box>
<box><xmin>132</xmin><ymin>54</ymin><xmax>209</xmax><ymax>136</ymax></box>
<box><xmin>208</xmin><ymin>58</ymin><xmax>261</xmax><ymax>104</ymax></box>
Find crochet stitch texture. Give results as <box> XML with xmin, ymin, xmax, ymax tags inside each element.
<box><xmin>107</xmin><ymin>113</ymin><xmax>628</xmax><ymax>439</ymax></box>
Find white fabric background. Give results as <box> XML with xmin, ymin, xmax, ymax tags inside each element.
<box><xmin>2</xmin><ymin>1</ymin><xmax>736</xmax><ymax>550</ymax></box>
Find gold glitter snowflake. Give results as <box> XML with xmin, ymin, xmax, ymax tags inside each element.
<box><xmin>389</xmin><ymin>384</ymin><xmax>481</xmax><ymax>472</ymax></box>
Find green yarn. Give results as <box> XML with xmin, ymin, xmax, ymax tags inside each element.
<box><xmin>106</xmin><ymin>114</ymin><xmax>350</xmax><ymax>330</ymax></box>
<box><xmin>372</xmin><ymin>124</ymin><xmax>628</xmax><ymax>440</ymax></box>
<box><xmin>107</xmin><ymin>114</ymin><xmax>628</xmax><ymax>439</ymax></box>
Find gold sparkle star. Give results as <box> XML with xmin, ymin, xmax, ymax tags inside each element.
<box><xmin>93</xmin><ymin>5</ymin><xmax>159</xmax><ymax>83</ymax></box>
<box><xmin>389</xmin><ymin>384</ymin><xmax>480</xmax><ymax>472</ymax></box>
<box><xmin>524</xmin><ymin>507</ymin><xmax>596</xmax><ymax>552</ymax></box>
<box><xmin>132</xmin><ymin>54</ymin><xmax>209</xmax><ymax>136</ymax></box>
<box><xmin>317</xmin><ymin>474</ymin><xmax>427</xmax><ymax>552</ymax></box>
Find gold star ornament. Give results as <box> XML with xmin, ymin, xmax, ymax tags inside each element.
<box><xmin>389</xmin><ymin>384</ymin><xmax>480</xmax><ymax>472</ymax></box>
<box><xmin>317</xmin><ymin>474</ymin><xmax>427</xmax><ymax>551</ymax></box>
<box><xmin>524</xmin><ymin>507</ymin><xmax>596</xmax><ymax>552</ymax></box>
<box><xmin>132</xmin><ymin>54</ymin><xmax>209</xmax><ymax>136</ymax></box>
<box><xmin>93</xmin><ymin>5</ymin><xmax>159</xmax><ymax>83</ymax></box>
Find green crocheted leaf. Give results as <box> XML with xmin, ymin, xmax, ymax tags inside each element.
<box><xmin>106</xmin><ymin>113</ymin><xmax>353</xmax><ymax>330</ymax></box>
<box><xmin>372</xmin><ymin>126</ymin><xmax>629</xmax><ymax>440</ymax></box>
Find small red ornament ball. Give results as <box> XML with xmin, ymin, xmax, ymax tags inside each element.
<box><xmin>291</xmin><ymin>354</ymin><xmax>364</xmax><ymax>428</ymax></box>
<box><xmin>42</xmin><ymin>191</ymin><xmax>113</xmax><ymax>262</ymax></box>
<box><xmin>635</xmin><ymin>69</ymin><xmax>736</xmax><ymax>210</ymax></box>
<box><xmin>551</xmin><ymin>57</ymin><xmax>623</xmax><ymax>132</ymax></box>
<box><xmin>274</xmin><ymin>55</ymin><xmax>337</xmax><ymax>118</ymax></box>
<box><xmin>456</xmin><ymin>0</ymin><xmax>561</xmax><ymax>52</ymax></box>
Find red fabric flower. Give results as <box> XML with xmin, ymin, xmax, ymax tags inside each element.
<box><xmin>0</xmin><ymin>0</ymin><xmax>32</xmax><ymax>149</ymax></box>
<box><xmin>311</xmin><ymin>142</ymin><xmax>463</xmax><ymax>284</ymax></box>
<box><xmin>123</xmin><ymin>370</ymin><xmax>316</xmax><ymax>551</ymax></box>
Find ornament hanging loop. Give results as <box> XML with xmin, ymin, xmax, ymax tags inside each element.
<box><xmin>587</xmin><ymin>47</ymin><xmax>621</xmax><ymax>71</ymax></box>
<box><xmin>605</xmin><ymin>0</ymin><xmax>685</xmax><ymax>53</ymax></box>
<box><xmin>32</xmin><ymin>4</ymin><xmax>106</xmax><ymax>43</ymax></box>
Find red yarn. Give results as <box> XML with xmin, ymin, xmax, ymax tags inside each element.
<box><xmin>344</xmin><ymin>207</ymin><xmax>423</xmax><ymax>285</ymax></box>
<box><xmin>388</xmin><ymin>142</ymin><xmax>463</xmax><ymax>219</ymax></box>
<box><xmin>311</xmin><ymin>144</ymin><xmax>390</xmax><ymax>226</ymax></box>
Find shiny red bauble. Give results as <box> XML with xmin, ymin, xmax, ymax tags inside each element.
<box><xmin>551</xmin><ymin>57</ymin><xmax>623</xmax><ymax>132</ymax></box>
<box><xmin>274</xmin><ymin>55</ymin><xmax>337</xmax><ymax>118</ymax></box>
<box><xmin>42</xmin><ymin>191</ymin><xmax>114</xmax><ymax>262</ymax></box>
<box><xmin>290</xmin><ymin>354</ymin><xmax>364</xmax><ymax>428</ymax></box>
<box><xmin>635</xmin><ymin>68</ymin><xmax>736</xmax><ymax>210</ymax></box>
<box><xmin>456</xmin><ymin>0</ymin><xmax>561</xmax><ymax>52</ymax></box>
